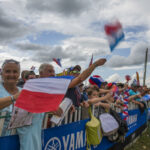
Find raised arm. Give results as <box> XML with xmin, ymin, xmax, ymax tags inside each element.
<box><xmin>68</xmin><ymin>58</ymin><xmax>106</xmax><ymax>88</ymax></box>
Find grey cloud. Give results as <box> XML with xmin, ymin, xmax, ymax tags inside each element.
<box><xmin>26</xmin><ymin>0</ymin><xmax>91</xmax><ymax>17</ymax></box>
<box><xmin>15</xmin><ymin>42</ymin><xmax>86</xmax><ymax>63</ymax></box>
<box><xmin>106</xmin><ymin>42</ymin><xmax>150</xmax><ymax>68</ymax></box>
<box><xmin>33</xmin><ymin>46</ymin><xmax>87</xmax><ymax>63</ymax></box>
<box><xmin>15</xmin><ymin>43</ymin><xmax>45</xmax><ymax>51</ymax></box>
<box><xmin>0</xmin><ymin>8</ymin><xmax>30</xmax><ymax>44</ymax></box>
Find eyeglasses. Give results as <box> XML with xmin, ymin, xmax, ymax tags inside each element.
<box><xmin>71</xmin><ymin>70</ymin><xmax>80</xmax><ymax>74</ymax></box>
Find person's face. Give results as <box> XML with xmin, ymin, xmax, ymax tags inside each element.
<box><xmin>41</xmin><ymin>65</ymin><xmax>55</xmax><ymax>77</ymax></box>
<box><xmin>28</xmin><ymin>74</ymin><xmax>36</xmax><ymax>79</ymax></box>
<box><xmin>79</xmin><ymin>85</ymin><xmax>83</xmax><ymax>93</ymax></box>
<box><xmin>132</xmin><ymin>87</ymin><xmax>137</xmax><ymax>92</ymax></box>
<box><xmin>70</xmin><ymin>69</ymin><xmax>80</xmax><ymax>77</ymax></box>
<box><xmin>2</xmin><ymin>63</ymin><xmax>20</xmax><ymax>85</ymax></box>
<box><xmin>90</xmin><ymin>90</ymin><xmax>99</xmax><ymax>99</ymax></box>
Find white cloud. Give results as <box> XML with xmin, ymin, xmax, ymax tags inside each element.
<box><xmin>106</xmin><ymin>42</ymin><xmax>150</xmax><ymax>68</ymax></box>
<box><xmin>106</xmin><ymin>73</ymin><xmax>122</xmax><ymax>83</ymax></box>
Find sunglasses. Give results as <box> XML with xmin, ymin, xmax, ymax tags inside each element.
<box><xmin>71</xmin><ymin>70</ymin><xmax>80</xmax><ymax>74</ymax></box>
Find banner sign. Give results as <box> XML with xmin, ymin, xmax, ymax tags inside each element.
<box><xmin>0</xmin><ymin>109</ymin><xmax>147</xmax><ymax>150</ymax></box>
<box><xmin>148</xmin><ymin>108</ymin><xmax>150</xmax><ymax>120</ymax></box>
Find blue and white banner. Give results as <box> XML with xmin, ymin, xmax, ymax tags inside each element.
<box><xmin>0</xmin><ymin>109</ymin><xmax>148</xmax><ymax>150</ymax></box>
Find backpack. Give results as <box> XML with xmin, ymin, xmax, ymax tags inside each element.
<box><xmin>109</xmin><ymin>109</ymin><xmax>128</xmax><ymax>142</ymax></box>
<box><xmin>99</xmin><ymin>113</ymin><xmax>119</xmax><ymax>136</ymax></box>
<box><xmin>86</xmin><ymin>107</ymin><xmax>103</xmax><ymax>149</ymax></box>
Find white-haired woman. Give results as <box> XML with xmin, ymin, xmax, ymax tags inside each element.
<box><xmin>0</xmin><ymin>59</ymin><xmax>21</xmax><ymax>136</ymax></box>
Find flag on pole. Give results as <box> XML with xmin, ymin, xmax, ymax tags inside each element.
<box><xmin>89</xmin><ymin>54</ymin><xmax>93</xmax><ymax>67</ymax></box>
<box><xmin>53</xmin><ymin>58</ymin><xmax>62</xmax><ymax>67</ymax></box>
<box><xmin>104</xmin><ymin>20</ymin><xmax>125</xmax><ymax>52</ymax></box>
<box><xmin>30</xmin><ymin>66</ymin><xmax>35</xmax><ymax>71</ymax></box>
<box><xmin>15</xmin><ymin>77</ymin><xmax>71</xmax><ymax>113</ymax></box>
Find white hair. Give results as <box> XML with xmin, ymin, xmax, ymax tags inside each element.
<box><xmin>39</xmin><ymin>63</ymin><xmax>53</xmax><ymax>74</ymax></box>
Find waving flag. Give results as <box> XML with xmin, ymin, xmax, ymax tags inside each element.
<box><xmin>89</xmin><ymin>75</ymin><xmax>104</xmax><ymax>88</ymax></box>
<box><xmin>53</xmin><ymin>58</ymin><xmax>62</xmax><ymax>67</ymax></box>
<box><xmin>125</xmin><ymin>75</ymin><xmax>131</xmax><ymax>82</ymax></box>
<box><xmin>104</xmin><ymin>20</ymin><xmax>125</xmax><ymax>51</ymax></box>
<box><xmin>89</xmin><ymin>54</ymin><xmax>93</xmax><ymax>67</ymax></box>
<box><xmin>30</xmin><ymin>66</ymin><xmax>35</xmax><ymax>71</ymax></box>
<box><xmin>112</xmin><ymin>85</ymin><xmax>118</xmax><ymax>93</ymax></box>
<box><xmin>15</xmin><ymin>77</ymin><xmax>71</xmax><ymax>113</ymax></box>
<box><xmin>132</xmin><ymin>79</ymin><xmax>137</xmax><ymax>86</ymax></box>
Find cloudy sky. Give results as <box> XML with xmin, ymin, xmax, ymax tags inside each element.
<box><xmin>0</xmin><ymin>0</ymin><xmax>150</xmax><ymax>85</ymax></box>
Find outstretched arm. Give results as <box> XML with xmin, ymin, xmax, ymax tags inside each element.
<box><xmin>128</xmin><ymin>94</ymin><xmax>141</xmax><ymax>102</ymax></box>
<box><xmin>68</xmin><ymin>58</ymin><xmax>106</xmax><ymax>88</ymax></box>
<box><xmin>88</xmin><ymin>93</ymin><xmax>111</xmax><ymax>105</ymax></box>
<box><xmin>81</xmin><ymin>93</ymin><xmax>112</xmax><ymax>108</ymax></box>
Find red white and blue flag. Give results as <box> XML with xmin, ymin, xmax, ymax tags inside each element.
<box><xmin>89</xmin><ymin>75</ymin><xmax>104</xmax><ymax>88</ymax></box>
<box><xmin>30</xmin><ymin>66</ymin><xmax>35</xmax><ymax>71</ymax></box>
<box><xmin>104</xmin><ymin>20</ymin><xmax>125</xmax><ymax>51</ymax></box>
<box><xmin>15</xmin><ymin>77</ymin><xmax>71</xmax><ymax>113</ymax></box>
<box><xmin>125</xmin><ymin>75</ymin><xmax>131</xmax><ymax>82</ymax></box>
<box><xmin>53</xmin><ymin>58</ymin><xmax>62</xmax><ymax>67</ymax></box>
<box><xmin>89</xmin><ymin>54</ymin><xmax>93</xmax><ymax>67</ymax></box>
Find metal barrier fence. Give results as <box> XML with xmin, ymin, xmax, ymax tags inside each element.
<box><xmin>0</xmin><ymin>100</ymin><xmax>150</xmax><ymax>137</ymax></box>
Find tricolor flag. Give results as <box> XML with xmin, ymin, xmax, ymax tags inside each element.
<box><xmin>125</xmin><ymin>75</ymin><xmax>131</xmax><ymax>82</ymax></box>
<box><xmin>53</xmin><ymin>58</ymin><xmax>62</xmax><ymax>67</ymax></box>
<box><xmin>122</xmin><ymin>90</ymin><xmax>130</xmax><ymax>121</ymax></box>
<box><xmin>112</xmin><ymin>85</ymin><xmax>118</xmax><ymax>93</ymax></box>
<box><xmin>15</xmin><ymin>77</ymin><xmax>71</xmax><ymax>113</ymax></box>
<box><xmin>89</xmin><ymin>75</ymin><xmax>104</xmax><ymax>88</ymax></box>
<box><xmin>132</xmin><ymin>79</ymin><xmax>137</xmax><ymax>86</ymax></box>
<box><xmin>30</xmin><ymin>66</ymin><xmax>35</xmax><ymax>71</ymax></box>
<box><xmin>89</xmin><ymin>54</ymin><xmax>93</xmax><ymax>67</ymax></box>
<box><xmin>104</xmin><ymin>20</ymin><xmax>125</xmax><ymax>51</ymax></box>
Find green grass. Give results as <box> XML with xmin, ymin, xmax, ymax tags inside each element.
<box><xmin>126</xmin><ymin>123</ymin><xmax>150</xmax><ymax>150</ymax></box>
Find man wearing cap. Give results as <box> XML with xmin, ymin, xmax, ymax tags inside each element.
<box><xmin>65</xmin><ymin>65</ymin><xmax>82</xmax><ymax>107</ymax></box>
<box><xmin>68</xmin><ymin>65</ymin><xmax>81</xmax><ymax>77</ymax></box>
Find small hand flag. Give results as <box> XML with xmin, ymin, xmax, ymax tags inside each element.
<box><xmin>53</xmin><ymin>58</ymin><xmax>62</xmax><ymax>67</ymax></box>
<box><xmin>104</xmin><ymin>20</ymin><xmax>125</xmax><ymax>52</ymax></box>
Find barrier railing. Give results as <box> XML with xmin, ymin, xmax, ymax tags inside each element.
<box><xmin>0</xmin><ymin>100</ymin><xmax>150</xmax><ymax>137</ymax></box>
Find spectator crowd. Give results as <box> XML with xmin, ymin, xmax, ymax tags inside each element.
<box><xmin>0</xmin><ymin>58</ymin><xmax>149</xmax><ymax>150</ymax></box>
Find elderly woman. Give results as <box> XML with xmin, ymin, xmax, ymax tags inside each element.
<box><xmin>0</xmin><ymin>59</ymin><xmax>21</xmax><ymax>136</ymax></box>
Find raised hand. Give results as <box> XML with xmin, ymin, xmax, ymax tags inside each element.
<box><xmin>94</xmin><ymin>58</ymin><xmax>106</xmax><ymax>67</ymax></box>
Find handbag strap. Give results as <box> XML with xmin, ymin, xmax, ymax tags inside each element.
<box><xmin>88</xmin><ymin>106</ymin><xmax>92</xmax><ymax>118</ymax></box>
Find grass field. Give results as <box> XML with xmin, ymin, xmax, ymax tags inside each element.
<box><xmin>126</xmin><ymin>123</ymin><xmax>150</xmax><ymax>150</ymax></box>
